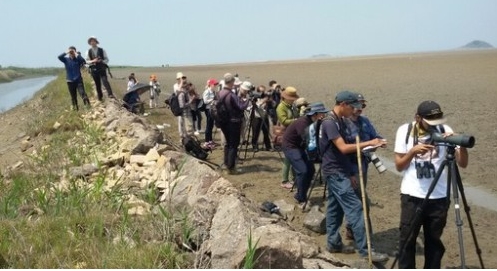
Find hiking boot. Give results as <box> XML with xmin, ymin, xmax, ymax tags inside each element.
<box><xmin>327</xmin><ymin>245</ymin><xmax>356</xmax><ymax>254</ymax></box>
<box><xmin>252</xmin><ymin>145</ymin><xmax>259</xmax><ymax>152</ymax></box>
<box><xmin>280</xmin><ymin>182</ymin><xmax>293</xmax><ymax>189</ymax></box>
<box><xmin>346</xmin><ymin>226</ymin><xmax>355</xmax><ymax>241</ymax></box>
<box><xmin>361</xmin><ymin>251</ymin><xmax>389</xmax><ymax>263</ymax></box>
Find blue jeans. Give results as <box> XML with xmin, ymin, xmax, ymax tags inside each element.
<box><xmin>283</xmin><ymin>148</ymin><xmax>314</xmax><ymax>202</ymax></box>
<box><xmin>325</xmin><ymin>172</ymin><xmax>368</xmax><ymax>256</ymax></box>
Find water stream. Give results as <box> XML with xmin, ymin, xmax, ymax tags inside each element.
<box><xmin>0</xmin><ymin>76</ymin><xmax>57</xmax><ymax>112</ymax></box>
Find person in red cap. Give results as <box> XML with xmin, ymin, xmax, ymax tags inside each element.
<box><xmin>202</xmin><ymin>79</ymin><xmax>219</xmax><ymax>148</ymax></box>
<box><xmin>394</xmin><ymin>100</ymin><xmax>469</xmax><ymax>268</ymax></box>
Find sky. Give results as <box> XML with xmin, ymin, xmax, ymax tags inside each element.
<box><xmin>1</xmin><ymin>0</ymin><xmax>496</xmax><ymax>67</ymax></box>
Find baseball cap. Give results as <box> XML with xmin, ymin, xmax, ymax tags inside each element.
<box><xmin>223</xmin><ymin>73</ymin><xmax>235</xmax><ymax>83</ymax></box>
<box><xmin>417</xmin><ymin>100</ymin><xmax>447</xmax><ymax>126</ymax></box>
<box><xmin>335</xmin><ymin>90</ymin><xmax>363</xmax><ymax>109</ymax></box>
<box><xmin>207</xmin><ymin>79</ymin><xmax>219</xmax><ymax>86</ymax></box>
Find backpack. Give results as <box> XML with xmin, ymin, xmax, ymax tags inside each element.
<box><xmin>304</xmin><ymin>120</ymin><xmax>323</xmax><ymax>163</ymax></box>
<box><xmin>182</xmin><ymin>135</ymin><xmax>209</xmax><ymax>160</ymax></box>
<box><xmin>165</xmin><ymin>92</ymin><xmax>183</xmax><ymax>116</ymax></box>
<box><xmin>211</xmin><ymin>92</ymin><xmax>230</xmax><ymax>127</ymax></box>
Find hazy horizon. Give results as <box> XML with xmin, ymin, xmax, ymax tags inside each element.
<box><xmin>1</xmin><ymin>0</ymin><xmax>496</xmax><ymax>68</ymax></box>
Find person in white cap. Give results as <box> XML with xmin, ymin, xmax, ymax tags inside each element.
<box><xmin>85</xmin><ymin>36</ymin><xmax>115</xmax><ymax>101</ymax></box>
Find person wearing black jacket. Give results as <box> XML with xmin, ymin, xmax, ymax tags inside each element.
<box><xmin>85</xmin><ymin>36</ymin><xmax>115</xmax><ymax>101</ymax></box>
<box><xmin>218</xmin><ymin>73</ymin><xmax>250</xmax><ymax>175</ymax></box>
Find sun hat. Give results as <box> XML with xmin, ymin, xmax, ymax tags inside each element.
<box><xmin>306</xmin><ymin>102</ymin><xmax>329</xmax><ymax>116</ymax></box>
<box><xmin>417</xmin><ymin>100</ymin><xmax>447</xmax><ymax>126</ymax></box>
<box><xmin>295</xmin><ymin>97</ymin><xmax>309</xmax><ymax>107</ymax></box>
<box><xmin>234</xmin><ymin>77</ymin><xmax>242</xmax><ymax>86</ymax></box>
<box><xmin>240</xmin><ymin>81</ymin><xmax>253</xmax><ymax>91</ymax></box>
<box><xmin>87</xmin><ymin>36</ymin><xmax>99</xmax><ymax>45</ymax></box>
<box><xmin>281</xmin><ymin>86</ymin><xmax>299</xmax><ymax>101</ymax></box>
<box><xmin>176</xmin><ymin>72</ymin><xmax>185</xmax><ymax>79</ymax></box>
<box><xmin>335</xmin><ymin>90</ymin><xmax>362</xmax><ymax>109</ymax></box>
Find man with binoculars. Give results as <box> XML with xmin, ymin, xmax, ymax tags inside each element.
<box><xmin>394</xmin><ymin>100</ymin><xmax>469</xmax><ymax>269</ymax></box>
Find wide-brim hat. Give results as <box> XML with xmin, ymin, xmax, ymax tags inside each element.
<box><xmin>306</xmin><ymin>102</ymin><xmax>329</xmax><ymax>116</ymax></box>
<box><xmin>176</xmin><ymin>72</ymin><xmax>185</xmax><ymax>79</ymax></box>
<box><xmin>295</xmin><ymin>97</ymin><xmax>309</xmax><ymax>107</ymax></box>
<box><xmin>87</xmin><ymin>36</ymin><xmax>99</xmax><ymax>45</ymax></box>
<box><xmin>417</xmin><ymin>100</ymin><xmax>447</xmax><ymax>126</ymax></box>
<box><xmin>281</xmin><ymin>86</ymin><xmax>299</xmax><ymax>101</ymax></box>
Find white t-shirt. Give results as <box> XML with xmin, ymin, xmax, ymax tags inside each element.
<box><xmin>173</xmin><ymin>83</ymin><xmax>181</xmax><ymax>94</ymax></box>
<box><xmin>394</xmin><ymin>122</ymin><xmax>453</xmax><ymax>199</ymax></box>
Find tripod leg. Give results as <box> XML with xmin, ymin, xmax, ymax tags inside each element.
<box><xmin>449</xmin><ymin>161</ymin><xmax>466</xmax><ymax>268</ymax></box>
<box><xmin>455</xmin><ymin>164</ymin><xmax>485</xmax><ymax>269</ymax></box>
<box><xmin>303</xmin><ymin>164</ymin><xmax>321</xmax><ymax>210</ymax></box>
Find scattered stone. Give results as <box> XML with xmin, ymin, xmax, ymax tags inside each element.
<box><xmin>69</xmin><ymin>164</ymin><xmax>99</xmax><ymax>178</ymax></box>
<box><xmin>303</xmin><ymin>205</ymin><xmax>326</xmax><ymax>234</ymax></box>
<box><xmin>20</xmin><ymin>140</ymin><xmax>33</xmax><ymax>152</ymax></box>
<box><xmin>53</xmin><ymin>121</ymin><xmax>61</xmax><ymax>130</ymax></box>
<box><xmin>11</xmin><ymin>161</ymin><xmax>24</xmax><ymax>170</ymax></box>
<box><xmin>106</xmin><ymin>131</ymin><xmax>117</xmax><ymax>138</ymax></box>
<box><xmin>129</xmin><ymin>155</ymin><xmax>146</xmax><ymax>165</ymax></box>
<box><xmin>128</xmin><ymin>205</ymin><xmax>149</xmax><ymax>216</ymax></box>
<box><xmin>144</xmin><ymin>148</ymin><xmax>160</xmax><ymax>162</ymax></box>
<box><xmin>17</xmin><ymin>132</ymin><xmax>27</xmax><ymax>139</ymax></box>
<box><xmin>273</xmin><ymin>199</ymin><xmax>295</xmax><ymax>216</ymax></box>
<box><xmin>142</xmin><ymin>161</ymin><xmax>156</xmax><ymax>167</ymax></box>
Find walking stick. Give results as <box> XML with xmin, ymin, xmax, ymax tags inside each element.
<box><xmin>356</xmin><ymin>135</ymin><xmax>373</xmax><ymax>268</ymax></box>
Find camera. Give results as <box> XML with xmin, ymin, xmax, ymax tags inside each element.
<box><xmin>364</xmin><ymin>152</ymin><xmax>387</xmax><ymax>174</ymax></box>
<box><xmin>430</xmin><ymin>132</ymin><xmax>475</xmax><ymax>148</ymax></box>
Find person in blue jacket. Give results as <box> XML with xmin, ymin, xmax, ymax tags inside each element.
<box><xmin>58</xmin><ymin>46</ymin><xmax>90</xmax><ymax>110</ymax></box>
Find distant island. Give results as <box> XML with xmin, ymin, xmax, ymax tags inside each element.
<box><xmin>461</xmin><ymin>40</ymin><xmax>494</xmax><ymax>49</ymax></box>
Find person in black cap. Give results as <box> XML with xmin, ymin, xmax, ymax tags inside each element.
<box><xmin>282</xmin><ymin>102</ymin><xmax>328</xmax><ymax>209</ymax></box>
<box><xmin>394</xmin><ymin>100</ymin><xmax>469</xmax><ymax>268</ymax></box>
<box><xmin>319</xmin><ymin>90</ymin><xmax>388</xmax><ymax>263</ymax></box>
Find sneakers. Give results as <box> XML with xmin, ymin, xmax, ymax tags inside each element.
<box><xmin>203</xmin><ymin>141</ymin><xmax>217</xmax><ymax>150</ymax></box>
<box><xmin>327</xmin><ymin>245</ymin><xmax>356</xmax><ymax>254</ymax></box>
<box><xmin>280</xmin><ymin>182</ymin><xmax>293</xmax><ymax>189</ymax></box>
<box><xmin>361</xmin><ymin>251</ymin><xmax>389</xmax><ymax>263</ymax></box>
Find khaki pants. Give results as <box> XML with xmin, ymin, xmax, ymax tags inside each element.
<box><xmin>180</xmin><ymin>110</ymin><xmax>194</xmax><ymax>137</ymax></box>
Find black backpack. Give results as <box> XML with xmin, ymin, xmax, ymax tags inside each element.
<box><xmin>182</xmin><ymin>135</ymin><xmax>208</xmax><ymax>160</ymax></box>
<box><xmin>211</xmin><ymin>92</ymin><xmax>230</xmax><ymax>127</ymax></box>
<box><xmin>165</xmin><ymin>92</ymin><xmax>183</xmax><ymax>116</ymax></box>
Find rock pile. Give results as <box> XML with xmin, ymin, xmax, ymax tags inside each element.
<box><xmin>37</xmin><ymin>100</ymin><xmax>352</xmax><ymax>268</ymax></box>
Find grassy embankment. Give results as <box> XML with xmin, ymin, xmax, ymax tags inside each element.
<box><xmin>0</xmin><ymin>67</ymin><xmax>62</xmax><ymax>83</ymax></box>
<box><xmin>0</xmin><ymin>73</ymin><xmax>193</xmax><ymax>268</ymax></box>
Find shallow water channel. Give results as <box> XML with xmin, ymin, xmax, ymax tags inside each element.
<box><xmin>0</xmin><ymin>76</ymin><xmax>56</xmax><ymax>112</ymax></box>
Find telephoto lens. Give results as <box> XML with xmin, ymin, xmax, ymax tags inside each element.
<box><xmin>369</xmin><ymin>153</ymin><xmax>387</xmax><ymax>174</ymax></box>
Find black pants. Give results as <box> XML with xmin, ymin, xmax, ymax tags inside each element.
<box><xmin>91</xmin><ymin>71</ymin><xmax>113</xmax><ymax>101</ymax></box>
<box><xmin>251</xmin><ymin>116</ymin><xmax>271</xmax><ymax>149</ymax></box>
<box><xmin>398</xmin><ymin>194</ymin><xmax>449</xmax><ymax>269</ymax></box>
<box><xmin>67</xmin><ymin>80</ymin><xmax>89</xmax><ymax>110</ymax></box>
<box><xmin>220</xmin><ymin>120</ymin><xmax>242</xmax><ymax>170</ymax></box>
<box><xmin>204</xmin><ymin>109</ymin><xmax>214</xmax><ymax>142</ymax></box>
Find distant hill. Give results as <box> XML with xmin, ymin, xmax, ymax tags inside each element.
<box><xmin>461</xmin><ymin>40</ymin><xmax>494</xmax><ymax>49</ymax></box>
<box><xmin>310</xmin><ymin>54</ymin><xmax>331</xmax><ymax>58</ymax></box>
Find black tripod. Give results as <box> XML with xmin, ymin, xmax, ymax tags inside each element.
<box><xmin>301</xmin><ymin>163</ymin><xmax>324</xmax><ymax>210</ymax></box>
<box><xmin>391</xmin><ymin>145</ymin><xmax>484</xmax><ymax>269</ymax></box>
<box><xmin>240</xmin><ymin>100</ymin><xmax>283</xmax><ymax>160</ymax></box>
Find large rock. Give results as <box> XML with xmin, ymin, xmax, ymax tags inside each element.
<box><xmin>187</xmin><ymin>196</ymin><xmax>218</xmax><ymax>250</ymax></box>
<box><xmin>209</xmin><ymin>196</ymin><xmax>254</xmax><ymax>269</ymax></box>
<box><xmin>303</xmin><ymin>205</ymin><xmax>326</xmax><ymax>234</ymax></box>
<box><xmin>231</xmin><ymin>224</ymin><xmax>320</xmax><ymax>269</ymax></box>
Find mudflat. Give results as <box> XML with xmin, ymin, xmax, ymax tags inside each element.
<box><xmin>2</xmin><ymin>49</ymin><xmax>496</xmax><ymax>268</ymax></box>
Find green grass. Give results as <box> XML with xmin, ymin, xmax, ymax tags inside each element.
<box><xmin>0</xmin><ymin>73</ymin><xmax>194</xmax><ymax>268</ymax></box>
<box><xmin>0</xmin><ymin>66</ymin><xmax>61</xmax><ymax>83</ymax></box>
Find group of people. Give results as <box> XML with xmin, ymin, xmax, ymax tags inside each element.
<box><xmin>60</xmin><ymin>39</ymin><xmax>471</xmax><ymax>266</ymax></box>
<box><xmin>58</xmin><ymin>36</ymin><xmax>115</xmax><ymax>110</ymax></box>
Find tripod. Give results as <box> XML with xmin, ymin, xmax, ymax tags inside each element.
<box><xmin>301</xmin><ymin>162</ymin><xmax>324</xmax><ymax>210</ymax></box>
<box><xmin>391</xmin><ymin>145</ymin><xmax>484</xmax><ymax>269</ymax></box>
<box><xmin>240</xmin><ymin>100</ymin><xmax>283</xmax><ymax>160</ymax></box>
